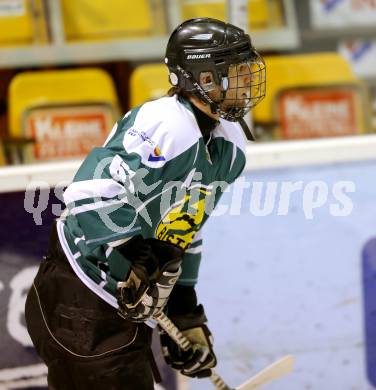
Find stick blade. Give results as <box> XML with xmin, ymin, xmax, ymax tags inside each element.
<box><xmin>236</xmin><ymin>355</ymin><xmax>294</xmax><ymax>390</ymax></box>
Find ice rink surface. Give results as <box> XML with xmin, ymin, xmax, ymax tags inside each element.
<box><xmin>190</xmin><ymin>159</ymin><xmax>376</xmax><ymax>390</ymax></box>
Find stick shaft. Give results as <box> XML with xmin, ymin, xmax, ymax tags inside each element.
<box><xmin>236</xmin><ymin>355</ymin><xmax>294</xmax><ymax>390</ymax></box>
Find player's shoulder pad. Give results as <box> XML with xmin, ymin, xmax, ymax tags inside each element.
<box><xmin>214</xmin><ymin>119</ymin><xmax>246</xmax><ymax>155</ymax></box>
<box><xmin>122</xmin><ymin>96</ymin><xmax>201</xmax><ymax>168</ymax></box>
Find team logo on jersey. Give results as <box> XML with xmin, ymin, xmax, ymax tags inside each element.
<box><xmin>128</xmin><ymin>128</ymin><xmax>154</xmax><ymax>147</ymax></box>
<box><xmin>148</xmin><ymin>146</ymin><xmax>165</xmax><ymax>162</ymax></box>
<box><xmin>155</xmin><ymin>186</ymin><xmax>211</xmax><ymax>250</ymax></box>
<box><xmin>127</xmin><ymin>128</ymin><xmax>165</xmax><ymax>162</ymax></box>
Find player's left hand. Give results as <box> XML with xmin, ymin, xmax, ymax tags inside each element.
<box><xmin>160</xmin><ymin>304</ymin><xmax>217</xmax><ymax>378</ymax></box>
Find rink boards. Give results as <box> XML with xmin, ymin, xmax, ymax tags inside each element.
<box><xmin>0</xmin><ymin>140</ymin><xmax>375</xmax><ymax>390</ymax></box>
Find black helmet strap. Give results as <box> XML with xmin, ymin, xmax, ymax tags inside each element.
<box><xmin>175</xmin><ymin>65</ymin><xmax>219</xmax><ymax>115</ymax></box>
<box><xmin>238</xmin><ymin>117</ymin><xmax>255</xmax><ymax>141</ymax></box>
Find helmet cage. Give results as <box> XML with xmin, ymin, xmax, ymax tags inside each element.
<box><xmin>217</xmin><ymin>52</ymin><xmax>266</xmax><ymax>121</ymax></box>
<box><xmin>167</xmin><ymin>42</ymin><xmax>266</xmax><ymax>122</ymax></box>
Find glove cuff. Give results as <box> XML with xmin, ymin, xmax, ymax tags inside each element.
<box><xmin>169</xmin><ymin>304</ymin><xmax>207</xmax><ymax>331</ymax></box>
<box><xmin>167</xmin><ymin>284</ymin><xmax>198</xmax><ymax>315</ymax></box>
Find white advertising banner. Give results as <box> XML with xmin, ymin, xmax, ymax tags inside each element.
<box><xmin>338</xmin><ymin>40</ymin><xmax>376</xmax><ymax>78</ymax></box>
<box><xmin>0</xmin><ymin>0</ymin><xmax>24</xmax><ymax>16</ymax></box>
<box><xmin>310</xmin><ymin>0</ymin><xmax>376</xmax><ymax>28</ymax></box>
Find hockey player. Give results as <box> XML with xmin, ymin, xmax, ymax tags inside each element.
<box><xmin>25</xmin><ymin>18</ymin><xmax>265</xmax><ymax>389</ymax></box>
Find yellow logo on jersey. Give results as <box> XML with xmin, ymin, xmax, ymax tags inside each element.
<box><xmin>155</xmin><ymin>187</ymin><xmax>210</xmax><ymax>250</ymax></box>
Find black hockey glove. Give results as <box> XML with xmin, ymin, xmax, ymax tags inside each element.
<box><xmin>160</xmin><ymin>304</ymin><xmax>217</xmax><ymax>378</ymax></box>
<box><xmin>116</xmin><ymin>236</ymin><xmax>183</xmax><ymax>322</ymax></box>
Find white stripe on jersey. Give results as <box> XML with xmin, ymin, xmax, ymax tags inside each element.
<box><xmin>107</xmin><ymin>236</ymin><xmax>132</xmax><ymax>247</ymax></box>
<box><xmin>64</xmin><ymin>179</ymin><xmax>126</xmax><ymax>205</ymax></box>
<box><xmin>192</xmin><ymin>142</ymin><xmax>200</xmax><ymax>165</ymax></box>
<box><xmin>229</xmin><ymin>143</ymin><xmax>237</xmax><ymax>172</ymax></box>
<box><xmin>186</xmin><ymin>245</ymin><xmax>202</xmax><ymax>254</ymax></box>
<box><xmin>103</xmin><ymin>122</ymin><xmax>118</xmax><ymax>147</ymax></box>
<box><xmin>85</xmin><ymin>226</ymin><xmax>141</xmax><ymax>246</ymax></box>
<box><xmin>105</xmin><ymin>246</ymin><xmax>113</xmax><ymax>258</ymax></box>
<box><xmin>74</xmin><ymin>235</ymin><xmax>85</xmax><ymax>244</ymax></box>
<box><xmin>69</xmin><ymin>198</ymin><xmax>125</xmax><ymax>215</ymax></box>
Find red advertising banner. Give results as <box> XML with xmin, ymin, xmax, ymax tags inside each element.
<box><xmin>278</xmin><ymin>88</ymin><xmax>361</xmax><ymax>139</ymax></box>
<box><xmin>25</xmin><ymin>106</ymin><xmax>113</xmax><ymax>161</ymax></box>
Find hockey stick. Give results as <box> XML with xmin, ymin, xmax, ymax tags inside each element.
<box><xmin>235</xmin><ymin>355</ymin><xmax>294</xmax><ymax>390</ymax></box>
<box><xmin>153</xmin><ymin>311</ymin><xmax>294</xmax><ymax>390</ymax></box>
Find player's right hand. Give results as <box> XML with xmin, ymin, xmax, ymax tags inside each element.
<box><xmin>116</xmin><ymin>238</ymin><xmax>156</xmax><ymax>321</ymax></box>
<box><xmin>116</xmin><ymin>236</ymin><xmax>183</xmax><ymax>322</ymax></box>
<box><xmin>160</xmin><ymin>304</ymin><xmax>217</xmax><ymax>377</ymax></box>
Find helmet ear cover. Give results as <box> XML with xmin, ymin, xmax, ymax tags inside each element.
<box><xmin>169</xmin><ymin>72</ymin><xmax>179</xmax><ymax>86</ymax></box>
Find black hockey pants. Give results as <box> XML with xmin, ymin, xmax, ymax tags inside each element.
<box><xmin>25</xmin><ymin>223</ymin><xmax>158</xmax><ymax>390</ymax></box>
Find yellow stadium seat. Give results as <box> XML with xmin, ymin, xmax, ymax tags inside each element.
<box><xmin>130</xmin><ymin>64</ymin><xmax>170</xmax><ymax>108</ymax></box>
<box><xmin>0</xmin><ymin>0</ymin><xmax>47</xmax><ymax>46</ymax></box>
<box><xmin>8</xmin><ymin>68</ymin><xmax>120</xmax><ymax>162</ymax></box>
<box><xmin>62</xmin><ymin>0</ymin><xmax>165</xmax><ymax>41</ymax></box>
<box><xmin>253</xmin><ymin>53</ymin><xmax>369</xmax><ymax>139</ymax></box>
<box><xmin>254</xmin><ymin>53</ymin><xmax>360</xmax><ymax>123</ymax></box>
<box><xmin>0</xmin><ymin>0</ymin><xmax>33</xmax><ymax>46</ymax></box>
<box><xmin>248</xmin><ymin>0</ymin><xmax>268</xmax><ymax>30</ymax></box>
<box><xmin>181</xmin><ymin>0</ymin><xmax>271</xmax><ymax>31</ymax></box>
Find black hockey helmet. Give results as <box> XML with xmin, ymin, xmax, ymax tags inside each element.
<box><xmin>164</xmin><ymin>18</ymin><xmax>266</xmax><ymax>139</ymax></box>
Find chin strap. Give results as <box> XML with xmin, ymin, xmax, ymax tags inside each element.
<box><xmin>238</xmin><ymin>117</ymin><xmax>255</xmax><ymax>141</ymax></box>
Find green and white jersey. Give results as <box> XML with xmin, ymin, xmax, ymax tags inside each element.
<box><xmin>57</xmin><ymin>95</ymin><xmax>246</xmax><ymax>309</ymax></box>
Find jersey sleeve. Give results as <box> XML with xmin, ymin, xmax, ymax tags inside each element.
<box><xmin>63</xmin><ymin>145</ymin><xmax>144</xmax><ymax>250</ymax></box>
<box><xmin>177</xmin><ymin>229</ymin><xmax>203</xmax><ymax>287</ymax></box>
